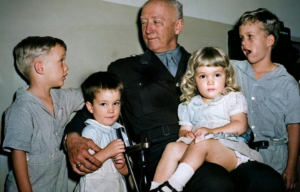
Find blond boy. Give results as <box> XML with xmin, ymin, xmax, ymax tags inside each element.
<box><xmin>232</xmin><ymin>8</ymin><xmax>300</xmax><ymax>191</ymax></box>
<box><xmin>3</xmin><ymin>36</ymin><xmax>84</xmax><ymax>191</ymax></box>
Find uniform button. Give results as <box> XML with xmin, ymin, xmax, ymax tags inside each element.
<box><xmin>49</xmin><ymin>153</ymin><xmax>54</xmax><ymax>157</ymax></box>
<box><xmin>254</xmin><ymin>133</ymin><xmax>257</xmax><ymax>137</ymax></box>
<box><xmin>176</xmin><ymin>83</ymin><xmax>179</xmax><ymax>87</ymax></box>
<box><xmin>251</xmin><ymin>97</ymin><xmax>255</xmax><ymax>100</ymax></box>
<box><xmin>139</xmin><ymin>83</ymin><xmax>142</xmax><ymax>86</ymax></box>
<box><xmin>251</xmin><ymin>126</ymin><xmax>255</xmax><ymax>129</ymax></box>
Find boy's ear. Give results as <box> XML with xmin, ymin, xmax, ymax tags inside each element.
<box><xmin>267</xmin><ymin>34</ymin><xmax>275</xmax><ymax>47</ymax></box>
<box><xmin>33</xmin><ymin>60</ymin><xmax>44</xmax><ymax>75</ymax></box>
<box><xmin>86</xmin><ymin>102</ymin><xmax>94</xmax><ymax>114</ymax></box>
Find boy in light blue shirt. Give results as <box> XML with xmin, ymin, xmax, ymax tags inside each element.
<box><xmin>232</xmin><ymin>8</ymin><xmax>300</xmax><ymax>191</ymax></box>
<box><xmin>3</xmin><ymin>36</ymin><xmax>84</xmax><ymax>192</ymax></box>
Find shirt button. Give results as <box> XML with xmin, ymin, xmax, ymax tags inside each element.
<box><xmin>254</xmin><ymin>133</ymin><xmax>257</xmax><ymax>137</ymax></box>
<box><xmin>251</xmin><ymin>97</ymin><xmax>255</xmax><ymax>100</ymax></box>
<box><xmin>139</xmin><ymin>83</ymin><xmax>142</xmax><ymax>86</ymax></box>
<box><xmin>251</xmin><ymin>126</ymin><xmax>255</xmax><ymax>129</ymax></box>
<box><xmin>49</xmin><ymin>153</ymin><xmax>54</xmax><ymax>157</ymax></box>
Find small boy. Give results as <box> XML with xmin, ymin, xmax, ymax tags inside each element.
<box><xmin>232</xmin><ymin>8</ymin><xmax>300</xmax><ymax>191</ymax></box>
<box><xmin>74</xmin><ymin>72</ymin><xmax>128</xmax><ymax>192</ymax></box>
<box><xmin>3</xmin><ymin>36</ymin><xmax>84</xmax><ymax>191</ymax></box>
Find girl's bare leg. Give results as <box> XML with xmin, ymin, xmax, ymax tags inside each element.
<box><xmin>153</xmin><ymin>142</ymin><xmax>188</xmax><ymax>183</ymax></box>
<box><xmin>181</xmin><ymin>139</ymin><xmax>238</xmax><ymax>172</ymax></box>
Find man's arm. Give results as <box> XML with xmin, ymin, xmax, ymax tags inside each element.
<box><xmin>64</xmin><ymin>107</ymin><xmax>102</xmax><ymax>175</ymax></box>
<box><xmin>12</xmin><ymin>150</ymin><xmax>33</xmax><ymax>192</ymax></box>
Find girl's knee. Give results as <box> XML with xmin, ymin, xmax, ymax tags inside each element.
<box><xmin>165</xmin><ymin>142</ymin><xmax>187</xmax><ymax>157</ymax></box>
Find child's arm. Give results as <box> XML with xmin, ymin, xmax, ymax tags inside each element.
<box><xmin>112</xmin><ymin>153</ymin><xmax>128</xmax><ymax>176</ymax></box>
<box><xmin>93</xmin><ymin>139</ymin><xmax>125</xmax><ymax>165</ymax></box>
<box><xmin>12</xmin><ymin>150</ymin><xmax>33</xmax><ymax>192</ymax></box>
<box><xmin>178</xmin><ymin>125</ymin><xmax>195</xmax><ymax>138</ymax></box>
<box><xmin>194</xmin><ymin>112</ymin><xmax>247</xmax><ymax>139</ymax></box>
<box><xmin>284</xmin><ymin>123</ymin><xmax>300</xmax><ymax>191</ymax></box>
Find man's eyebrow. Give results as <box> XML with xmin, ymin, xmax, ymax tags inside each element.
<box><xmin>140</xmin><ymin>15</ymin><xmax>164</xmax><ymax>20</ymax></box>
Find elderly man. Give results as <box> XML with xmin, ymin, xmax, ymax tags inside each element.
<box><xmin>64</xmin><ymin>0</ymin><xmax>284</xmax><ymax>191</ymax></box>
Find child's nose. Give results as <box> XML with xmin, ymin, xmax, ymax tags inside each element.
<box><xmin>108</xmin><ymin>106</ymin><xmax>114</xmax><ymax>113</ymax></box>
<box><xmin>64</xmin><ymin>63</ymin><xmax>69</xmax><ymax>71</ymax></box>
<box><xmin>207</xmin><ymin>78</ymin><xmax>214</xmax><ymax>85</ymax></box>
<box><xmin>241</xmin><ymin>38</ymin><xmax>246</xmax><ymax>45</ymax></box>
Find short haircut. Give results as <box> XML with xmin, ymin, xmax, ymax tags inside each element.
<box><xmin>81</xmin><ymin>71</ymin><xmax>123</xmax><ymax>104</ymax></box>
<box><xmin>14</xmin><ymin>36</ymin><xmax>67</xmax><ymax>80</ymax></box>
<box><xmin>238</xmin><ymin>8</ymin><xmax>281</xmax><ymax>48</ymax></box>
<box><xmin>143</xmin><ymin>0</ymin><xmax>183</xmax><ymax>20</ymax></box>
<box><xmin>180</xmin><ymin>47</ymin><xmax>240</xmax><ymax>103</ymax></box>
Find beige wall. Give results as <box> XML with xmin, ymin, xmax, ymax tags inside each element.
<box><xmin>0</xmin><ymin>0</ymin><xmax>298</xmax><ymax>191</ymax></box>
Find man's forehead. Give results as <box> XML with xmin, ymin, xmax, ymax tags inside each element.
<box><xmin>141</xmin><ymin>2</ymin><xmax>176</xmax><ymax>20</ymax></box>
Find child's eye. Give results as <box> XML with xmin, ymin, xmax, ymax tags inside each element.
<box><xmin>114</xmin><ymin>102</ymin><xmax>120</xmax><ymax>106</ymax></box>
<box><xmin>200</xmin><ymin>75</ymin><xmax>206</xmax><ymax>79</ymax></box>
<box><xmin>215</xmin><ymin>73</ymin><xmax>221</xmax><ymax>77</ymax></box>
<box><xmin>248</xmin><ymin>35</ymin><xmax>253</xmax><ymax>39</ymax></box>
<box><xmin>100</xmin><ymin>103</ymin><xmax>106</xmax><ymax>106</ymax></box>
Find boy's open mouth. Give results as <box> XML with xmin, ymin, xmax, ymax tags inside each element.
<box><xmin>243</xmin><ymin>49</ymin><xmax>252</xmax><ymax>55</ymax></box>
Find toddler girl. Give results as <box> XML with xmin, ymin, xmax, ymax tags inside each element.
<box><xmin>150</xmin><ymin>47</ymin><xmax>263</xmax><ymax>192</ymax></box>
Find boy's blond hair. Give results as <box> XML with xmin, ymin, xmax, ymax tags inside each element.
<box><xmin>180</xmin><ymin>47</ymin><xmax>240</xmax><ymax>104</ymax></box>
<box><xmin>238</xmin><ymin>8</ymin><xmax>281</xmax><ymax>48</ymax></box>
<box><xmin>14</xmin><ymin>36</ymin><xmax>67</xmax><ymax>80</ymax></box>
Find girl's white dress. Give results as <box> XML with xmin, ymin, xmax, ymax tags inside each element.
<box><xmin>74</xmin><ymin>119</ymin><xmax>128</xmax><ymax>192</ymax></box>
<box><xmin>177</xmin><ymin>92</ymin><xmax>263</xmax><ymax>164</ymax></box>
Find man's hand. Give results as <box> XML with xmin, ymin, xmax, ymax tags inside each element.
<box><xmin>66</xmin><ymin>132</ymin><xmax>102</xmax><ymax>175</ymax></box>
<box><xmin>105</xmin><ymin>139</ymin><xmax>125</xmax><ymax>158</ymax></box>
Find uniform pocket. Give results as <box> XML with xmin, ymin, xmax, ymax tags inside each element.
<box><xmin>125</xmin><ymin>79</ymin><xmax>171</xmax><ymax>118</ymax></box>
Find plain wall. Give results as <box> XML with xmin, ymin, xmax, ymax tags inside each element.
<box><xmin>0</xmin><ymin>0</ymin><xmax>299</xmax><ymax>191</ymax></box>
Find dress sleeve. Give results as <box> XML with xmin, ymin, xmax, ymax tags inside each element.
<box><xmin>3</xmin><ymin>107</ymin><xmax>33</xmax><ymax>152</ymax></box>
<box><xmin>178</xmin><ymin>103</ymin><xmax>193</xmax><ymax>126</ymax></box>
<box><xmin>226</xmin><ymin>92</ymin><xmax>248</xmax><ymax>116</ymax></box>
<box><xmin>63</xmin><ymin>88</ymin><xmax>84</xmax><ymax>112</ymax></box>
<box><xmin>284</xmin><ymin>81</ymin><xmax>300</xmax><ymax>124</ymax></box>
<box><xmin>82</xmin><ymin>125</ymin><xmax>98</xmax><ymax>143</ymax></box>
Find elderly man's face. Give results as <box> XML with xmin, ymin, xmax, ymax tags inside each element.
<box><xmin>140</xmin><ymin>0</ymin><xmax>183</xmax><ymax>53</ymax></box>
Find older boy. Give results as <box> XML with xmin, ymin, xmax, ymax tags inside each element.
<box><xmin>232</xmin><ymin>8</ymin><xmax>300</xmax><ymax>191</ymax></box>
<box><xmin>3</xmin><ymin>36</ymin><xmax>85</xmax><ymax>191</ymax></box>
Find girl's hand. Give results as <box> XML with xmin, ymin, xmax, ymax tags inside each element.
<box><xmin>113</xmin><ymin>153</ymin><xmax>126</xmax><ymax>170</ymax></box>
<box><xmin>283</xmin><ymin>167</ymin><xmax>298</xmax><ymax>191</ymax></box>
<box><xmin>105</xmin><ymin>139</ymin><xmax>125</xmax><ymax>158</ymax></box>
<box><xmin>194</xmin><ymin>127</ymin><xmax>210</xmax><ymax>142</ymax></box>
<box><xmin>184</xmin><ymin>131</ymin><xmax>195</xmax><ymax>138</ymax></box>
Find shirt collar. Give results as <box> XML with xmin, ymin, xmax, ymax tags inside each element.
<box><xmin>155</xmin><ymin>45</ymin><xmax>182</xmax><ymax>66</ymax></box>
<box><xmin>85</xmin><ymin>119</ymin><xmax>124</xmax><ymax>134</ymax></box>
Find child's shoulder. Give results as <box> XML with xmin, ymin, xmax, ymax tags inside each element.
<box><xmin>230</xmin><ymin>60</ymin><xmax>248</xmax><ymax>67</ymax></box>
<box><xmin>8</xmin><ymin>86</ymin><xmax>38</xmax><ymax>110</ymax></box>
<box><xmin>50</xmin><ymin>87</ymin><xmax>82</xmax><ymax>99</ymax></box>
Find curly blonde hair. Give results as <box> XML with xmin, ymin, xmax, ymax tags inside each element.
<box><xmin>180</xmin><ymin>47</ymin><xmax>240</xmax><ymax>104</ymax></box>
